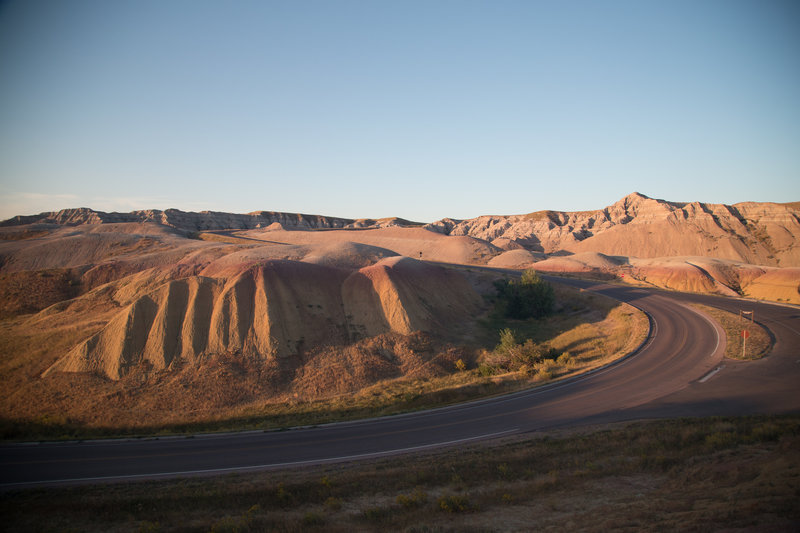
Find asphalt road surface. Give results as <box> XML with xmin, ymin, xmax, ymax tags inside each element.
<box><xmin>2</xmin><ymin>280</ymin><xmax>799</xmax><ymax>489</ymax></box>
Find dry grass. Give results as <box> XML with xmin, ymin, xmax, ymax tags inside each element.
<box><xmin>0</xmin><ymin>268</ymin><xmax>82</xmax><ymax>318</ymax></box>
<box><xmin>0</xmin><ymin>228</ymin><xmax>51</xmax><ymax>241</ymax></box>
<box><xmin>474</xmin><ymin>283</ymin><xmax>649</xmax><ymax>382</ymax></box>
<box><xmin>691</xmin><ymin>304</ymin><xmax>772</xmax><ymax>359</ymax></box>
<box><xmin>3</xmin><ymin>415</ymin><xmax>798</xmax><ymax>532</ymax></box>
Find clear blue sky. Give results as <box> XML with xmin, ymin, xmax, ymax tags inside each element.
<box><xmin>1</xmin><ymin>0</ymin><xmax>798</xmax><ymax>222</ymax></box>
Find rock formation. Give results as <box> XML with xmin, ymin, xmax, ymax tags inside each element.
<box><xmin>427</xmin><ymin>192</ymin><xmax>800</xmax><ymax>267</ymax></box>
<box><xmin>0</xmin><ymin>207</ymin><xmax>358</xmax><ymax>232</ymax></box>
<box><xmin>44</xmin><ymin>257</ymin><xmax>481</xmax><ymax>380</ymax></box>
<box><xmin>5</xmin><ymin>193</ymin><xmax>798</xmax><ymax>266</ymax></box>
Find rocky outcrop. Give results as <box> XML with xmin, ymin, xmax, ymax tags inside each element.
<box><xmin>427</xmin><ymin>193</ymin><xmax>800</xmax><ymax>267</ymax></box>
<box><xmin>44</xmin><ymin>257</ymin><xmax>481</xmax><ymax>380</ymax></box>
<box><xmin>2</xmin><ymin>208</ymin><xmax>433</xmax><ymax>232</ymax></box>
<box><xmin>1</xmin><ymin>207</ymin><xmax>360</xmax><ymax>232</ymax></box>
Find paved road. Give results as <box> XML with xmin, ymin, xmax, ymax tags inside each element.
<box><xmin>2</xmin><ymin>281</ymin><xmax>798</xmax><ymax>489</ymax></box>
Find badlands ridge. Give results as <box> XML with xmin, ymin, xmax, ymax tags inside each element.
<box><xmin>0</xmin><ymin>192</ymin><xmax>798</xmax><ymax>391</ymax></box>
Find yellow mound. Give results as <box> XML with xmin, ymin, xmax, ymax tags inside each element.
<box><xmin>343</xmin><ymin>257</ymin><xmax>481</xmax><ymax>338</ymax></box>
<box><xmin>630</xmin><ymin>258</ymin><xmax>724</xmax><ymax>294</ymax></box>
<box><xmin>487</xmin><ymin>249</ymin><xmax>541</xmax><ymax>268</ymax></box>
<box><xmin>532</xmin><ymin>252</ymin><xmax>623</xmax><ymax>273</ymax></box>
<box><xmin>744</xmin><ymin>268</ymin><xmax>800</xmax><ymax>304</ymax></box>
<box><xmin>301</xmin><ymin>241</ymin><xmax>398</xmax><ymax>269</ymax></box>
<box><xmin>238</xmin><ymin>226</ymin><xmax>501</xmax><ymax>265</ymax></box>
<box><xmin>625</xmin><ymin>257</ymin><xmax>800</xmax><ymax>302</ymax></box>
<box><xmin>44</xmin><ymin>258</ymin><xmax>481</xmax><ymax>380</ymax></box>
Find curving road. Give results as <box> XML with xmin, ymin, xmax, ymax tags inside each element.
<box><xmin>2</xmin><ymin>280</ymin><xmax>799</xmax><ymax>489</ymax></box>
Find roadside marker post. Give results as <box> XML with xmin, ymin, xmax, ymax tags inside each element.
<box><xmin>741</xmin><ymin>329</ymin><xmax>750</xmax><ymax>358</ymax></box>
<box><xmin>739</xmin><ymin>310</ymin><xmax>754</xmax><ymax>358</ymax></box>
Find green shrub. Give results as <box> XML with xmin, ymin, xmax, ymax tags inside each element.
<box><xmin>209</xmin><ymin>505</ymin><xmax>260</xmax><ymax>533</ymax></box>
<box><xmin>275</xmin><ymin>483</ymin><xmax>292</xmax><ymax>508</ymax></box>
<box><xmin>361</xmin><ymin>506</ymin><xmax>392</xmax><ymax>523</ymax></box>
<box><xmin>396</xmin><ymin>488</ymin><xmax>428</xmax><ymax>508</ymax></box>
<box><xmin>324</xmin><ymin>496</ymin><xmax>342</xmax><ymax>511</ymax></box>
<box><xmin>491</xmin><ymin>328</ymin><xmax>560</xmax><ymax>372</ymax></box>
<box><xmin>478</xmin><ymin>364</ymin><xmax>496</xmax><ymax>377</ymax></box>
<box><xmin>302</xmin><ymin>512</ymin><xmax>325</xmax><ymax>526</ymax></box>
<box><xmin>493</xmin><ymin>270</ymin><xmax>555</xmax><ymax>319</ymax></box>
<box><xmin>438</xmin><ymin>494</ymin><xmax>473</xmax><ymax>513</ymax></box>
<box><xmin>705</xmin><ymin>431</ymin><xmax>737</xmax><ymax>450</ymax></box>
<box><xmin>137</xmin><ymin>522</ymin><xmax>160</xmax><ymax>533</ymax></box>
<box><xmin>557</xmin><ymin>351</ymin><xmax>573</xmax><ymax>365</ymax></box>
<box><xmin>497</xmin><ymin>462</ymin><xmax>510</xmax><ymax>479</ymax></box>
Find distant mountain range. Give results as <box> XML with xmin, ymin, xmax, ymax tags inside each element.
<box><xmin>3</xmin><ymin>192</ymin><xmax>799</xmax><ymax>266</ymax></box>
<box><xmin>0</xmin><ymin>207</ymin><xmax>415</xmax><ymax>232</ymax></box>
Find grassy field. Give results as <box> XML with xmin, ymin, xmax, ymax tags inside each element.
<box><xmin>3</xmin><ymin>415</ymin><xmax>798</xmax><ymax>532</ymax></box>
<box><xmin>691</xmin><ymin>304</ymin><xmax>772</xmax><ymax>360</ymax></box>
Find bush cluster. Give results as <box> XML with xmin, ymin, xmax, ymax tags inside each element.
<box><xmin>493</xmin><ymin>270</ymin><xmax>555</xmax><ymax>319</ymax></box>
<box><xmin>495</xmin><ymin>328</ymin><xmax>560</xmax><ymax>368</ymax></box>
<box><xmin>478</xmin><ymin>328</ymin><xmax>561</xmax><ymax>376</ymax></box>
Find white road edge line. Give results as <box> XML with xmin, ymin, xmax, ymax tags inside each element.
<box><xmin>683</xmin><ymin>303</ymin><xmax>723</xmax><ymax>358</ymax></box>
<box><xmin>1</xmin><ymin>428</ymin><xmax>520</xmax><ymax>489</ymax></box>
<box><xmin>698</xmin><ymin>366</ymin><xmax>724</xmax><ymax>383</ymax></box>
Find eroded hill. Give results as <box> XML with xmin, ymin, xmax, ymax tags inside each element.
<box><xmin>44</xmin><ymin>257</ymin><xmax>480</xmax><ymax>380</ymax></box>
<box><xmin>428</xmin><ymin>192</ymin><xmax>800</xmax><ymax>267</ymax></box>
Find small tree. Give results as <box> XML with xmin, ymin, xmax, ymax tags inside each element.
<box><xmin>494</xmin><ymin>270</ymin><xmax>555</xmax><ymax>319</ymax></box>
<box><xmin>497</xmin><ymin>328</ymin><xmax>517</xmax><ymax>352</ymax></box>
<box><xmin>494</xmin><ymin>329</ymin><xmax>559</xmax><ymax>370</ymax></box>
<box><xmin>520</xmin><ymin>269</ymin><xmax>555</xmax><ymax>317</ymax></box>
